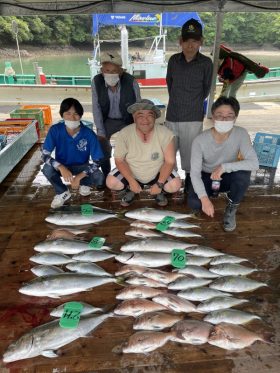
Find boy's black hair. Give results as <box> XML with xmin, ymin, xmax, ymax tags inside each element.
<box><xmin>59</xmin><ymin>98</ymin><xmax>84</xmax><ymax>117</ymax></box>
<box><xmin>211</xmin><ymin>96</ymin><xmax>240</xmax><ymax>117</ymax></box>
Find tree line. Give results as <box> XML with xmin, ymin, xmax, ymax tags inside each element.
<box><xmin>0</xmin><ymin>13</ymin><xmax>279</xmax><ymax>49</ymax></box>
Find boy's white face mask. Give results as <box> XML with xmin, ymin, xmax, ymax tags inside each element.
<box><xmin>65</xmin><ymin>120</ymin><xmax>80</xmax><ymax>130</ymax></box>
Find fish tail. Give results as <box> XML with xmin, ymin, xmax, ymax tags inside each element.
<box><xmin>262</xmin><ymin>331</ymin><xmax>275</xmax><ymax>344</ymax></box>
<box><xmin>115</xmin><ymin>276</ymin><xmax>127</xmax><ymax>286</ymax></box>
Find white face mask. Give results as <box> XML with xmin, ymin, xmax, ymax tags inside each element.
<box><xmin>214</xmin><ymin>120</ymin><xmax>234</xmax><ymax>133</ymax></box>
<box><xmin>103</xmin><ymin>73</ymin><xmax>120</xmax><ymax>86</ymax></box>
<box><xmin>64</xmin><ymin>120</ymin><xmax>80</xmax><ymax>130</ymax></box>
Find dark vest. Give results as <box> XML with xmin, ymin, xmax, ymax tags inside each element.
<box><xmin>94</xmin><ymin>72</ymin><xmax>136</xmax><ymax>125</ymax></box>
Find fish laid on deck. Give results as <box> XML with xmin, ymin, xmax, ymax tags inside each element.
<box><xmin>209</xmin><ymin>276</ymin><xmax>268</xmax><ymax>292</ymax></box>
<box><xmin>50</xmin><ymin>302</ymin><xmax>103</xmax><ymax>317</ymax></box>
<box><xmin>125</xmin><ymin>207</ymin><xmax>193</xmax><ymax>222</ymax></box>
<box><xmin>208</xmin><ymin>323</ymin><xmax>272</xmax><ymax>350</ymax></box>
<box><xmin>196</xmin><ymin>296</ymin><xmax>249</xmax><ymax>313</ymax></box>
<box><xmin>170</xmin><ymin>320</ymin><xmax>213</xmax><ymax>345</ymax></box>
<box><xmin>133</xmin><ymin>311</ymin><xmax>184</xmax><ymax>331</ymax></box>
<box><xmin>209</xmin><ymin>263</ymin><xmax>257</xmax><ymax>276</ymax></box>
<box><xmin>45</xmin><ymin>211</ymin><xmax>116</xmax><ymax>226</ymax></box>
<box><xmin>31</xmin><ymin>265</ymin><xmax>65</xmax><ymax>276</ymax></box>
<box><xmin>120</xmin><ymin>238</ymin><xmax>197</xmax><ymax>253</ymax></box>
<box><xmin>3</xmin><ymin>313</ymin><xmax>113</xmax><ymax>362</ymax></box>
<box><xmin>204</xmin><ymin>309</ymin><xmax>261</xmax><ymax>325</ymax></box>
<box><xmin>122</xmin><ymin>331</ymin><xmax>172</xmax><ymax>353</ymax></box>
<box><xmin>66</xmin><ymin>262</ymin><xmax>113</xmax><ymax>277</ymax></box>
<box><xmin>19</xmin><ymin>273</ymin><xmax>121</xmax><ymax>298</ymax></box>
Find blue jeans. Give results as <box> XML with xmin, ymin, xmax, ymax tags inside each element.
<box><xmin>42</xmin><ymin>163</ymin><xmax>104</xmax><ymax>195</ymax></box>
<box><xmin>188</xmin><ymin>170</ymin><xmax>251</xmax><ymax>210</ymax></box>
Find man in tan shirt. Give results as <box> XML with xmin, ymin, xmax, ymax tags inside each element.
<box><xmin>106</xmin><ymin>99</ymin><xmax>181</xmax><ymax>207</ymax></box>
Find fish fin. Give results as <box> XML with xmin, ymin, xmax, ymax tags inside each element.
<box><xmin>115</xmin><ymin>276</ymin><xmax>126</xmax><ymax>286</ymax></box>
<box><xmin>262</xmin><ymin>331</ymin><xmax>275</xmax><ymax>344</ymax></box>
<box><xmin>48</xmin><ymin>294</ymin><xmax>62</xmax><ymax>299</ymax></box>
<box><xmin>41</xmin><ymin>350</ymin><xmax>58</xmax><ymax>358</ymax></box>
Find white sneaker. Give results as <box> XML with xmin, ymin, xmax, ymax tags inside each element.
<box><xmin>51</xmin><ymin>190</ymin><xmax>71</xmax><ymax>209</ymax></box>
<box><xmin>79</xmin><ymin>185</ymin><xmax>91</xmax><ymax>196</ymax></box>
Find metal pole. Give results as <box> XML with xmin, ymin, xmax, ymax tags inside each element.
<box><xmin>12</xmin><ymin>20</ymin><xmax>24</xmax><ymax>76</ymax></box>
<box><xmin>206</xmin><ymin>11</ymin><xmax>224</xmax><ymax>118</ymax></box>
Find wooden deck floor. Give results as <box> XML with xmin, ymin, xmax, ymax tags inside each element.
<box><xmin>0</xmin><ymin>144</ymin><xmax>279</xmax><ymax>372</ymax></box>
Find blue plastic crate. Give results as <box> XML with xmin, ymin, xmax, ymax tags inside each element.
<box><xmin>253</xmin><ymin>132</ymin><xmax>280</xmax><ymax>168</ymax></box>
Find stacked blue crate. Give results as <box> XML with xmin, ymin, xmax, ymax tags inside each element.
<box><xmin>253</xmin><ymin>133</ymin><xmax>280</xmax><ymax>168</ymax></box>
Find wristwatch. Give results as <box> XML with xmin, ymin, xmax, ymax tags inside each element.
<box><xmin>156</xmin><ymin>181</ymin><xmax>164</xmax><ymax>189</ymax></box>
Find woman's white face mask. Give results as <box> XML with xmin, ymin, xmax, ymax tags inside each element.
<box><xmin>64</xmin><ymin>120</ymin><xmax>80</xmax><ymax>130</ymax></box>
<box><xmin>103</xmin><ymin>73</ymin><xmax>120</xmax><ymax>87</ymax></box>
<box><xmin>214</xmin><ymin>120</ymin><xmax>234</xmax><ymax>133</ymax></box>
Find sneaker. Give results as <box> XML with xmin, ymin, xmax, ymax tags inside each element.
<box><xmin>51</xmin><ymin>190</ymin><xmax>71</xmax><ymax>209</ymax></box>
<box><xmin>79</xmin><ymin>185</ymin><xmax>91</xmax><ymax>196</ymax></box>
<box><xmin>121</xmin><ymin>190</ymin><xmax>135</xmax><ymax>207</ymax></box>
<box><xmin>155</xmin><ymin>192</ymin><xmax>168</xmax><ymax>207</ymax></box>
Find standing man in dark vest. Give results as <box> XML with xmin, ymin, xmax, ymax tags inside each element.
<box><xmin>92</xmin><ymin>52</ymin><xmax>141</xmax><ymax>178</ymax></box>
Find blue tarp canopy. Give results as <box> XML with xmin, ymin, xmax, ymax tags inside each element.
<box><xmin>92</xmin><ymin>12</ymin><xmax>202</xmax><ymax>35</ymax></box>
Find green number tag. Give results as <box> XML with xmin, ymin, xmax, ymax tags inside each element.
<box><xmin>89</xmin><ymin>236</ymin><xmax>105</xmax><ymax>249</ymax></box>
<box><xmin>171</xmin><ymin>249</ymin><xmax>186</xmax><ymax>269</ymax></box>
<box><xmin>156</xmin><ymin>216</ymin><xmax>176</xmax><ymax>231</ymax></box>
<box><xmin>59</xmin><ymin>302</ymin><xmax>84</xmax><ymax>329</ymax></box>
<box><xmin>81</xmin><ymin>204</ymin><xmax>93</xmax><ymax>216</ymax></box>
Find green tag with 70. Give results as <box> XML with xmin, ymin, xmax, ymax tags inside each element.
<box><xmin>89</xmin><ymin>236</ymin><xmax>105</xmax><ymax>249</ymax></box>
<box><xmin>156</xmin><ymin>216</ymin><xmax>175</xmax><ymax>231</ymax></box>
<box><xmin>59</xmin><ymin>302</ymin><xmax>84</xmax><ymax>329</ymax></box>
<box><xmin>81</xmin><ymin>204</ymin><xmax>93</xmax><ymax>216</ymax></box>
<box><xmin>171</xmin><ymin>249</ymin><xmax>186</xmax><ymax>269</ymax></box>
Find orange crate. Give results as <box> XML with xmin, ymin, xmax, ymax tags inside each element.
<box><xmin>0</xmin><ymin>120</ymin><xmax>32</xmax><ymax>127</ymax></box>
<box><xmin>21</xmin><ymin>105</ymin><xmax>53</xmax><ymax>125</ymax></box>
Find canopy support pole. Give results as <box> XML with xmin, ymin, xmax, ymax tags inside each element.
<box><xmin>206</xmin><ymin>10</ymin><xmax>224</xmax><ymax>118</ymax></box>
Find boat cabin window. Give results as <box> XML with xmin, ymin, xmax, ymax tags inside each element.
<box><xmin>133</xmin><ymin>70</ymin><xmax>146</xmax><ymax>79</ymax></box>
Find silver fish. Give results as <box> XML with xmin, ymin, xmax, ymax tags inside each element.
<box><xmin>176</xmin><ymin>265</ymin><xmax>219</xmax><ymax>279</ymax></box>
<box><xmin>162</xmin><ymin>228</ymin><xmax>201</xmax><ymax>238</ymax></box>
<box><xmin>115</xmin><ymin>265</ymin><xmax>147</xmax><ymax>276</ymax></box>
<box><xmin>31</xmin><ymin>265</ymin><xmax>65</xmax><ymax>277</ymax></box>
<box><xmin>122</xmin><ymin>331</ymin><xmax>172</xmax><ymax>353</ymax></box>
<box><xmin>19</xmin><ymin>273</ymin><xmax>119</xmax><ymax>298</ymax></box>
<box><xmin>116</xmin><ymin>286</ymin><xmax>166</xmax><ymax>300</ymax></box>
<box><xmin>196</xmin><ymin>296</ymin><xmax>249</xmax><ymax>313</ymax></box>
<box><xmin>170</xmin><ymin>320</ymin><xmax>213</xmax><ymax>345</ymax></box>
<box><xmin>45</xmin><ymin>211</ymin><xmax>116</xmax><ymax>226</ymax></box>
<box><xmin>115</xmin><ymin>252</ymin><xmax>171</xmax><ymax>268</ymax></box>
<box><xmin>209</xmin><ymin>263</ymin><xmax>257</xmax><ymax>276</ymax></box>
<box><xmin>208</xmin><ymin>323</ymin><xmax>270</xmax><ymax>350</ymax></box>
<box><xmin>66</xmin><ymin>262</ymin><xmax>112</xmax><ymax>277</ymax></box>
<box><xmin>131</xmin><ymin>220</ymin><xmax>199</xmax><ymax>229</ymax></box>
<box><xmin>184</xmin><ymin>255</ymin><xmax>211</xmax><ymax>266</ymax></box>
<box><xmin>114</xmin><ymin>299</ymin><xmax>167</xmax><ymax>317</ymax></box>
<box><xmin>3</xmin><ymin>313</ymin><xmax>112</xmax><ymax>362</ymax></box>
<box><xmin>29</xmin><ymin>252</ymin><xmax>75</xmax><ymax>265</ymax></box>
<box><xmin>50</xmin><ymin>302</ymin><xmax>103</xmax><ymax>317</ymax></box>
<box><xmin>209</xmin><ymin>276</ymin><xmax>268</xmax><ymax>293</ymax></box>
<box><xmin>185</xmin><ymin>246</ymin><xmax>224</xmax><ymax>257</ymax></box>
<box><xmin>204</xmin><ymin>309</ymin><xmax>261</xmax><ymax>325</ymax></box>
<box><xmin>133</xmin><ymin>311</ymin><xmax>184</xmax><ymax>331</ymax></box>
<box><xmin>168</xmin><ymin>277</ymin><xmax>212</xmax><ymax>290</ymax></box>
<box><xmin>125</xmin><ymin>207</ymin><xmax>193</xmax><ymax>222</ymax></box>
<box><xmin>34</xmin><ymin>238</ymin><xmax>95</xmax><ymax>255</ymax></box>
<box><xmin>125</xmin><ymin>228</ymin><xmax>162</xmax><ymax>238</ymax></box>
<box><xmin>178</xmin><ymin>287</ymin><xmax>232</xmax><ymax>302</ymax></box>
<box><xmin>210</xmin><ymin>254</ymin><xmax>249</xmax><ymax>265</ymax></box>
<box><xmin>72</xmin><ymin>250</ymin><xmax>115</xmax><ymax>263</ymax></box>
<box><xmin>152</xmin><ymin>294</ymin><xmax>196</xmax><ymax>313</ymax></box>
<box><xmin>125</xmin><ymin>276</ymin><xmax>167</xmax><ymax>288</ymax></box>
<box><xmin>120</xmin><ymin>238</ymin><xmax>196</xmax><ymax>253</ymax></box>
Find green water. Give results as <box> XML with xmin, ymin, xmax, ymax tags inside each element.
<box><xmin>1</xmin><ymin>51</ymin><xmax>280</xmax><ymax>76</ymax></box>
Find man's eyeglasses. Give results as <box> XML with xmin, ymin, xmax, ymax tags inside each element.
<box><xmin>214</xmin><ymin>115</ymin><xmax>236</xmax><ymax>121</ymax></box>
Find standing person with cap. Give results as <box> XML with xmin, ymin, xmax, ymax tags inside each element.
<box><xmin>165</xmin><ymin>18</ymin><xmax>213</xmax><ymax>193</ymax></box>
<box><xmin>91</xmin><ymin>52</ymin><xmax>141</xmax><ymax>179</ymax></box>
<box><xmin>106</xmin><ymin>99</ymin><xmax>181</xmax><ymax>207</ymax></box>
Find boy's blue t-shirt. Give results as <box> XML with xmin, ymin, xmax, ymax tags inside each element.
<box><xmin>43</xmin><ymin>122</ymin><xmax>103</xmax><ymax>166</ymax></box>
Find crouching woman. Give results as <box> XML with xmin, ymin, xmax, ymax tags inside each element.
<box><xmin>188</xmin><ymin>96</ymin><xmax>259</xmax><ymax>231</ymax></box>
